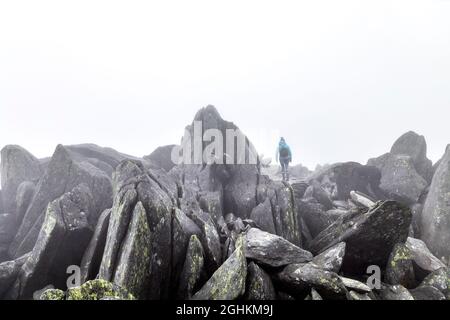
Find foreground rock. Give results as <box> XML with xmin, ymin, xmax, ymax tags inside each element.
<box><xmin>98</xmin><ymin>160</ymin><xmax>174</xmax><ymax>300</ymax></box>
<box><xmin>385</xmin><ymin>243</ymin><xmax>415</xmax><ymax>288</ymax></box>
<box><xmin>177</xmin><ymin>235</ymin><xmax>205</xmax><ymax>300</ymax></box>
<box><xmin>55</xmin><ymin>279</ymin><xmax>134</xmax><ymax>300</ymax></box>
<box><xmin>10</xmin><ymin>184</ymin><xmax>94</xmax><ymax>299</ymax></box>
<box><xmin>10</xmin><ymin>145</ymin><xmax>112</xmax><ymax>258</ymax></box>
<box><xmin>245</xmin><ymin>228</ymin><xmax>312</xmax><ymax>268</ymax></box>
<box><xmin>273</xmin><ymin>263</ymin><xmax>348</xmax><ymax>300</ymax></box>
<box><xmin>192</xmin><ymin>236</ymin><xmax>247</xmax><ymax>300</ymax></box>
<box><xmin>244</xmin><ymin>262</ymin><xmax>276</xmax><ymax>300</ymax></box>
<box><xmin>421</xmin><ymin>145</ymin><xmax>450</xmax><ymax>262</ymax></box>
<box><xmin>310</xmin><ymin>200</ymin><xmax>412</xmax><ymax>274</ymax></box>
<box><xmin>404</xmin><ymin>237</ymin><xmax>446</xmax><ymax>281</ymax></box>
<box><xmin>310</xmin><ymin>242</ymin><xmax>346</xmax><ymax>273</ymax></box>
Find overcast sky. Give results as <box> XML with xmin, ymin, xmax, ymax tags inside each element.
<box><xmin>1</xmin><ymin>0</ymin><xmax>449</xmax><ymax>169</ymax></box>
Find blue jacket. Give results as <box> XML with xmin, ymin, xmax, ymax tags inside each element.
<box><xmin>276</xmin><ymin>141</ymin><xmax>292</xmax><ymax>162</ymax></box>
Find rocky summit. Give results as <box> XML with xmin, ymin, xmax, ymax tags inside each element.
<box><xmin>0</xmin><ymin>105</ymin><xmax>449</xmax><ymax>301</ymax></box>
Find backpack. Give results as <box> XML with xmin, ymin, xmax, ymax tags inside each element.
<box><xmin>279</xmin><ymin>145</ymin><xmax>290</xmax><ymax>158</ymax></box>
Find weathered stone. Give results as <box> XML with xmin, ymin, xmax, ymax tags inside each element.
<box><xmin>172</xmin><ymin>208</ymin><xmax>202</xmax><ymax>290</ymax></box>
<box><xmin>67</xmin><ymin>279</ymin><xmax>134</xmax><ymax>300</ymax></box>
<box><xmin>187</xmin><ymin>210</ymin><xmax>221</xmax><ymax>273</ymax></box>
<box><xmin>347</xmin><ymin>291</ymin><xmax>372</xmax><ymax>300</ymax></box>
<box><xmin>244</xmin><ymin>262</ymin><xmax>276</xmax><ymax>300</ymax></box>
<box><xmin>297</xmin><ymin>199</ymin><xmax>338</xmax><ymax>239</ymax></box>
<box><xmin>15</xmin><ymin>181</ymin><xmax>36</xmax><ymax>227</ymax></box>
<box><xmin>80</xmin><ymin>209</ymin><xmax>111</xmax><ymax>283</ymax></box>
<box><xmin>310</xmin><ymin>201</ymin><xmax>412</xmax><ymax>274</ymax></box>
<box><xmin>113</xmin><ymin>202</ymin><xmax>151</xmax><ymax>299</ymax></box>
<box><xmin>310</xmin><ymin>242</ymin><xmax>346</xmax><ymax>273</ymax></box>
<box><xmin>385</xmin><ymin>243</ymin><xmax>415</xmax><ymax>288</ymax></box>
<box><xmin>308</xmin><ymin>162</ymin><xmax>384</xmax><ymax>201</ymax></box>
<box><xmin>0</xmin><ymin>254</ymin><xmax>29</xmax><ymax>298</ymax></box>
<box><xmin>390</xmin><ymin>131</ymin><xmax>433</xmax><ymax>182</ymax></box>
<box><xmin>13</xmin><ymin>184</ymin><xmax>94</xmax><ymax>299</ymax></box>
<box><xmin>177</xmin><ymin>235</ymin><xmax>205</xmax><ymax>299</ymax></box>
<box><xmin>192</xmin><ymin>236</ymin><xmax>247</xmax><ymax>300</ymax></box>
<box><xmin>377</xmin><ymin>284</ymin><xmax>414</xmax><ymax>300</ymax></box>
<box><xmin>144</xmin><ymin>145</ymin><xmax>177</xmax><ymax>172</ymax></box>
<box><xmin>1</xmin><ymin>145</ymin><xmax>42</xmax><ymax>214</ymax></box>
<box><xmin>98</xmin><ymin>188</ymin><xmax>137</xmax><ymax>281</ymax></box>
<box><xmin>250</xmin><ymin>198</ymin><xmax>276</xmax><ymax>235</ymax></box>
<box><xmin>339</xmin><ymin>276</ymin><xmax>371</xmax><ymax>293</ymax></box>
<box><xmin>369</xmin><ymin>153</ymin><xmax>427</xmax><ymax>205</ymax></box>
<box><xmin>273</xmin><ymin>263</ymin><xmax>348</xmax><ymax>300</ymax></box>
<box><xmin>245</xmin><ymin>228</ymin><xmax>312</xmax><ymax>268</ymax></box>
<box><xmin>99</xmin><ymin>160</ymin><xmax>173</xmax><ymax>300</ymax></box>
<box><xmin>10</xmin><ymin>145</ymin><xmax>112</xmax><ymax>258</ymax></box>
<box><xmin>420</xmin><ymin>267</ymin><xmax>449</xmax><ymax>297</ymax></box>
<box><xmin>410</xmin><ymin>286</ymin><xmax>446</xmax><ymax>300</ymax></box>
<box><xmin>0</xmin><ymin>213</ymin><xmax>16</xmax><ymax>244</ymax></box>
<box><xmin>405</xmin><ymin>237</ymin><xmax>446</xmax><ymax>281</ymax></box>
<box><xmin>421</xmin><ymin>145</ymin><xmax>450</xmax><ymax>262</ymax></box>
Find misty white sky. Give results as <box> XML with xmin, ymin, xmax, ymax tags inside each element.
<box><xmin>1</xmin><ymin>0</ymin><xmax>449</xmax><ymax>169</ymax></box>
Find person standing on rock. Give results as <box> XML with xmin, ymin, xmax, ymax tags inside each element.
<box><xmin>276</xmin><ymin>137</ymin><xmax>292</xmax><ymax>182</ymax></box>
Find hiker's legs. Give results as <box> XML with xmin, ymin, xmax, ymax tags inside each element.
<box><xmin>281</xmin><ymin>159</ymin><xmax>288</xmax><ymax>181</ymax></box>
<box><xmin>280</xmin><ymin>161</ymin><xmax>286</xmax><ymax>181</ymax></box>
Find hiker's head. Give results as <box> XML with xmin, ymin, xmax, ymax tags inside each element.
<box><xmin>280</xmin><ymin>137</ymin><xmax>285</xmax><ymax>143</ymax></box>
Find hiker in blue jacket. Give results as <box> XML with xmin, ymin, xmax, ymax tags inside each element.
<box><xmin>276</xmin><ymin>137</ymin><xmax>292</xmax><ymax>182</ymax></box>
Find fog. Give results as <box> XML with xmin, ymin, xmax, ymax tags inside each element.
<box><xmin>1</xmin><ymin>0</ymin><xmax>449</xmax><ymax>169</ymax></box>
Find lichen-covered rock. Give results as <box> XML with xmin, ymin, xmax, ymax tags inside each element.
<box><xmin>80</xmin><ymin>209</ymin><xmax>111</xmax><ymax>283</ymax></box>
<box><xmin>419</xmin><ymin>268</ymin><xmax>449</xmax><ymax>297</ymax></box>
<box><xmin>421</xmin><ymin>145</ymin><xmax>450</xmax><ymax>262</ymax></box>
<box><xmin>310</xmin><ymin>242</ymin><xmax>346</xmax><ymax>273</ymax></box>
<box><xmin>410</xmin><ymin>286</ymin><xmax>446</xmax><ymax>300</ymax></box>
<box><xmin>177</xmin><ymin>235</ymin><xmax>205</xmax><ymax>299</ymax></box>
<box><xmin>113</xmin><ymin>202</ymin><xmax>151</xmax><ymax>299</ymax></box>
<box><xmin>0</xmin><ymin>253</ymin><xmax>29</xmax><ymax>298</ymax></box>
<box><xmin>192</xmin><ymin>236</ymin><xmax>247</xmax><ymax>300</ymax></box>
<box><xmin>98</xmin><ymin>188</ymin><xmax>137</xmax><ymax>281</ymax></box>
<box><xmin>310</xmin><ymin>201</ymin><xmax>412</xmax><ymax>275</ymax></box>
<box><xmin>244</xmin><ymin>262</ymin><xmax>276</xmax><ymax>300</ymax></box>
<box><xmin>377</xmin><ymin>285</ymin><xmax>414</xmax><ymax>300</ymax></box>
<box><xmin>256</xmin><ymin>178</ymin><xmax>302</xmax><ymax>246</ymax></box>
<box><xmin>339</xmin><ymin>276</ymin><xmax>371</xmax><ymax>293</ymax></box>
<box><xmin>187</xmin><ymin>209</ymin><xmax>221</xmax><ymax>273</ymax></box>
<box><xmin>0</xmin><ymin>145</ymin><xmax>42</xmax><ymax>214</ymax></box>
<box><xmin>12</xmin><ymin>184</ymin><xmax>94</xmax><ymax>299</ymax></box>
<box><xmin>385</xmin><ymin>243</ymin><xmax>415</xmax><ymax>288</ymax></box>
<box><xmin>40</xmin><ymin>289</ymin><xmax>65</xmax><ymax>300</ymax></box>
<box><xmin>405</xmin><ymin>237</ymin><xmax>446</xmax><ymax>281</ymax></box>
<box><xmin>99</xmin><ymin>160</ymin><xmax>173</xmax><ymax>299</ymax></box>
<box><xmin>245</xmin><ymin>228</ymin><xmax>312</xmax><ymax>268</ymax></box>
<box><xmin>273</xmin><ymin>263</ymin><xmax>348</xmax><ymax>300</ymax></box>
<box><xmin>67</xmin><ymin>279</ymin><xmax>134</xmax><ymax>300</ymax></box>
<box><xmin>10</xmin><ymin>145</ymin><xmax>112</xmax><ymax>258</ymax></box>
